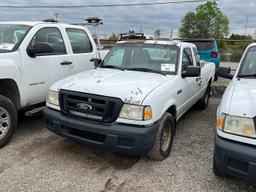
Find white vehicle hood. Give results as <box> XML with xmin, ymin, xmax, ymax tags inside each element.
<box><xmin>226</xmin><ymin>79</ymin><xmax>256</xmax><ymax>118</ymax></box>
<box><xmin>51</xmin><ymin>68</ymin><xmax>174</xmax><ymax>105</ymax></box>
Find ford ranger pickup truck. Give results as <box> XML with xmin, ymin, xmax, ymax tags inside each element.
<box><xmin>43</xmin><ymin>40</ymin><xmax>215</xmax><ymax>160</ymax></box>
<box><xmin>0</xmin><ymin>20</ymin><xmax>107</xmax><ymax>148</ymax></box>
<box><xmin>214</xmin><ymin>43</ymin><xmax>256</xmax><ymax>183</ymax></box>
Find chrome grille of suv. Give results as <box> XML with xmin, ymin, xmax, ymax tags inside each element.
<box><xmin>60</xmin><ymin>90</ymin><xmax>123</xmax><ymax>123</ymax></box>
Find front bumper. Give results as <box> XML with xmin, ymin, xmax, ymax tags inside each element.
<box><xmin>43</xmin><ymin>107</ymin><xmax>158</xmax><ymax>155</ymax></box>
<box><xmin>214</xmin><ymin>133</ymin><xmax>256</xmax><ymax>183</ymax></box>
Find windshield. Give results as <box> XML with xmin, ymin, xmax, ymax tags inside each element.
<box><xmin>188</xmin><ymin>41</ymin><xmax>214</xmax><ymax>51</ymax></box>
<box><xmin>102</xmin><ymin>43</ymin><xmax>179</xmax><ymax>75</ymax></box>
<box><xmin>238</xmin><ymin>46</ymin><xmax>256</xmax><ymax>77</ymax></box>
<box><xmin>0</xmin><ymin>24</ymin><xmax>31</xmax><ymax>52</ymax></box>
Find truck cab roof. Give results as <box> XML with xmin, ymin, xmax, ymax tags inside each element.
<box><xmin>117</xmin><ymin>39</ymin><xmax>196</xmax><ymax>48</ymax></box>
<box><xmin>0</xmin><ymin>21</ymin><xmax>84</xmax><ymax>29</ymax></box>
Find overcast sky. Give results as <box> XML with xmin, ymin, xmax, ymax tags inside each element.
<box><xmin>0</xmin><ymin>0</ymin><xmax>255</xmax><ymax>37</ymax></box>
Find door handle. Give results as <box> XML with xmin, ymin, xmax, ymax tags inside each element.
<box><xmin>61</xmin><ymin>61</ymin><xmax>72</xmax><ymax>65</ymax></box>
<box><xmin>196</xmin><ymin>77</ymin><xmax>201</xmax><ymax>81</ymax></box>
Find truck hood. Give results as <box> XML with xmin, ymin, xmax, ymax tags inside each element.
<box><xmin>51</xmin><ymin>68</ymin><xmax>174</xmax><ymax>105</ymax></box>
<box><xmin>228</xmin><ymin>79</ymin><xmax>256</xmax><ymax>118</ymax></box>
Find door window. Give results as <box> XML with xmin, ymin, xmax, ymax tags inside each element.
<box><xmin>66</xmin><ymin>28</ymin><xmax>93</xmax><ymax>54</ymax></box>
<box><xmin>28</xmin><ymin>27</ymin><xmax>66</xmax><ymax>55</ymax></box>
<box><xmin>193</xmin><ymin>47</ymin><xmax>200</xmax><ymax>66</ymax></box>
<box><xmin>182</xmin><ymin>48</ymin><xmax>193</xmax><ymax>71</ymax></box>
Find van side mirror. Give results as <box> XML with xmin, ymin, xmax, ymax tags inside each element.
<box><xmin>182</xmin><ymin>66</ymin><xmax>201</xmax><ymax>78</ymax></box>
<box><xmin>218</xmin><ymin>67</ymin><xmax>233</xmax><ymax>79</ymax></box>
<box><xmin>27</xmin><ymin>42</ymin><xmax>53</xmax><ymax>58</ymax></box>
<box><xmin>90</xmin><ymin>58</ymin><xmax>102</xmax><ymax>68</ymax></box>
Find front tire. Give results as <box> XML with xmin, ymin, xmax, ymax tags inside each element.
<box><xmin>147</xmin><ymin>113</ymin><xmax>175</xmax><ymax>161</ymax></box>
<box><xmin>0</xmin><ymin>95</ymin><xmax>17</xmax><ymax>148</ymax></box>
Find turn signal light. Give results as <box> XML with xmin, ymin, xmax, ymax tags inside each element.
<box><xmin>144</xmin><ymin>106</ymin><xmax>152</xmax><ymax>121</ymax></box>
<box><xmin>217</xmin><ymin>114</ymin><xmax>225</xmax><ymax>130</ymax></box>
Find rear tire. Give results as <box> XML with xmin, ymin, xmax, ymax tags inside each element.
<box><xmin>147</xmin><ymin>113</ymin><xmax>175</xmax><ymax>161</ymax></box>
<box><xmin>197</xmin><ymin>85</ymin><xmax>211</xmax><ymax>110</ymax></box>
<box><xmin>0</xmin><ymin>95</ymin><xmax>17</xmax><ymax>148</ymax></box>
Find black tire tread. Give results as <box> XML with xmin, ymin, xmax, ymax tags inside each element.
<box><xmin>0</xmin><ymin>95</ymin><xmax>17</xmax><ymax>148</ymax></box>
<box><xmin>147</xmin><ymin>113</ymin><xmax>175</xmax><ymax>161</ymax></box>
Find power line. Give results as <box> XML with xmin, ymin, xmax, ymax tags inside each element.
<box><xmin>0</xmin><ymin>0</ymin><xmax>209</xmax><ymax>9</ymax></box>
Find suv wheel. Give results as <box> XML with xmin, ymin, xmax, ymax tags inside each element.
<box><xmin>0</xmin><ymin>95</ymin><xmax>17</xmax><ymax>148</ymax></box>
<box><xmin>147</xmin><ymin>113</ymin><xmax>175</xmax><ymax>161</ymax></box>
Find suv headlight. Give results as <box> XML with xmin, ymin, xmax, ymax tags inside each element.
<box><xmin>119</xmin><ymin>104</ymin><xmax>152</xmax><ymax>121</ymax></box>
<box><xmin>47</xmin><ymin>91</ymin><xmax>59</xmax><ymax>106</ymax></box>
<box><xmin>217</xmin><ymin>114</ymin><xmax>256</xmax><ymax>138</ymax></box>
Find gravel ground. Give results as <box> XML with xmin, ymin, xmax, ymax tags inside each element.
<box><xmin>0</xmin><ymin>62</ymin><xmax>255</xmax><ymax>192</ymax></box>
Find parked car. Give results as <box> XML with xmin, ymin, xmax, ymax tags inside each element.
<box><xmin>185</xmin><ymin>39</ymin><xmax>220</xmax><ymax>80</ymax></box>
<box><xmin>43</xmin><ymin>40</ymin><xmax>215</xmax><ymax>160</ymax></box>
<box><xmin>0</xmin><ymin>20</ymin><xmax>107</xmax><ymax>148</ymax></box>
<box><xmin>214</xmin><ymin>43</ymin><xmax>256</xmax><ymax>183</ymax></box>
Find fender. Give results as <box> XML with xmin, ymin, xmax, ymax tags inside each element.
<box><xmin>0</xmin><ymin>51</ymin><xmax>25</xmax><ymax>107</ymax></box>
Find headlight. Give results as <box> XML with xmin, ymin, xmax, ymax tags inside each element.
<box><xmin>119</xmin><ymin>104</ymin><xmax>152</xmax><ymax>121</ymax></box>
<box><xmin>47</xmin><ymin>91</ymin><xmax>59</xmax><ymax>106</ymax></box>
<box><xmin>217</xmin><ymin>114</ymin><xmax>256</xmax><ymax>138</ymax></box>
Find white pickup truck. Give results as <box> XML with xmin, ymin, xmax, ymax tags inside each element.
<box><xmin>214</xmin><ymin>43</ymin><xmax>256</xmax><ymax>183</ymax></box>
<box><xmin>0</xmin><ymin>20</ymin><xmax>107</xmax><ymax>148</ymax></box>
<box><xmin>44</xmin><ymin>40</ymin><xmax>215</xmax><ymax>160</ymax></box>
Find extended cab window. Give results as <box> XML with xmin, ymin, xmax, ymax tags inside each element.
<box><xmin>66</xmin><ymin>28</ymin><xmax>93</xmax><ymax>54</ymax></box>
<box><xmin>182</xmin><ymin>48</ymin><xmax>194</xmax><ymax>70</ymax></box>
<box><xmin>28</xmin><ymin>27</ymin><xmax>66</xmax><ymax>55</ymax></box>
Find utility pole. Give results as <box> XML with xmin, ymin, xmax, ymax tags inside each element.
<box><xmin>140</xmin><ymin>24</ymin><xmax>142</xmax><ymax>33</ymax></box>
<box><xmin>54</xmin><ymin>13</ymin><xmax>60</xmax><ymax>20</ymax></box>
<box><xmin>170</xmin><ymin>28</ymin><xmax>173</xmax><ymax>39</ymax></box>
<box><xmin>245</xmin><ymin>14</ymin><xmax>249</xmax><ymax>35</ymax></box>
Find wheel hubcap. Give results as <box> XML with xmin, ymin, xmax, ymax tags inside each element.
<box><xmin>0</xmin><ymin>107</ymin><xmax>10</xmax><ymax>139</ymax></box>
<box><xmin>161</xmin><ymin>123</ymin><xmax>171</xmax><ymax>152</ymax></box>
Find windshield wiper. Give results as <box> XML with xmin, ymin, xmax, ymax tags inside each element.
<box><xmin>100</xmin><ymin>65</ymin><xmax>125</xmax><ymax>71</ymax></box>
<box><xmin>127</xmin><ymin>67</ymin><xmax>166</xmax><ymax>76</ymax></box>
<box><xmin>238</xmin><ymin>73</ymin><xmax>256</xmax><ymax>78</ymax></box>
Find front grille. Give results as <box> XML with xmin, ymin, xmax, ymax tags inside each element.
<box><xmin>60</xmin><ymin>90</ymin><xmax>123</xmax><ymax>123</ymax></box>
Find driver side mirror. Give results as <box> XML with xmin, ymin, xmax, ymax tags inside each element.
<box><xmin>218</xmin><ymin>67</ymin><xmax>233</xmax><ymax>79</ymax></box>
<box><xmin>27</xmin><ymin>42</ymin><xmax>53</xmax><ymax>58</ymax></box>
<box><xmin>90</xmin><ymin>58</ymin><xmax>102</xmax><ymax>68</ymax></box>
<box><xmin>182</xmin><ymin>66</ymin><xmax>201</xmax><ymax>78</ymax></box>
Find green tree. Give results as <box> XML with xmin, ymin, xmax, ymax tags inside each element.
<box><xmin>108</xmin><ymin>33</ymin><xmax>118</xmax><ymax>41</ymax></box>
<box><xmin>229</xmin><ymin>34</ymin><xmax>252</xmax><ymax>41</ymax></box>
<box><xmin>179</xmin><ymin>0</ymin><xmax>229</xmax><ymax>39</ymax></box>
<box><xmin>154</xmin><ymin>29</ymin><xmax>161</xmax><ymax>39</ymax></box>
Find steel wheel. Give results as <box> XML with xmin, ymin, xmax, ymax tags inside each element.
<box><xmin>0</xmin><ymin>107</ymin><xmax>10</xmax><ymax>140</ymax></box>
<box><xmin>161</xmin><ymin>122</ymin><xmax>172</xmax><ymax>152</ymax></box>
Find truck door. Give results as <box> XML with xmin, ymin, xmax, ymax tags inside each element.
<box><xmin>192</xmin><ymin>47</ymin><xmax>205</xmax><ymax>98</ymax></box>
<box><xmin>64</xmin><ymin>28</ymin><xmax>96</xmax><ymax>74</ymax></box>
<box><xmin>178</xmin><ymin>47</ymin><xmax>199</xmax><ymax>115</ymax></box>
<box><xmin>20</xmin><ymin>26</ymin><xmax>73</xmax><ymax>106</ymax></box>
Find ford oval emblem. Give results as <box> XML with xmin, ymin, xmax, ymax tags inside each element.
<box><xmin>76</xmin><ymin>103</ymin><xmax>93</xmax><ymax>111</ymax></box>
